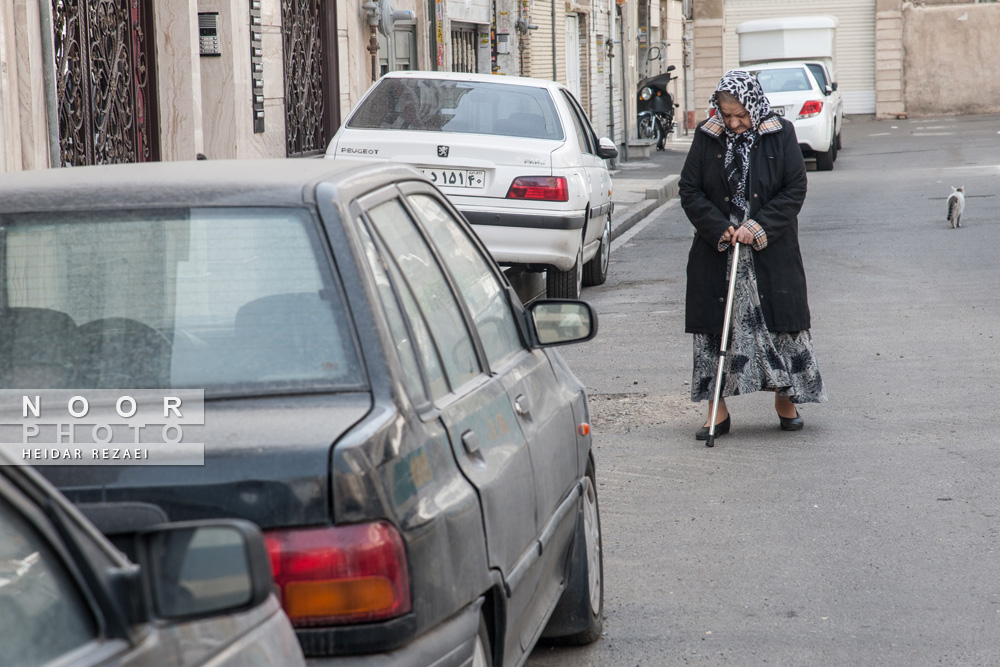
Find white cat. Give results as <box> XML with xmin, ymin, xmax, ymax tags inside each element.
<box><xmin>947</xmin><ymin>186</ymin><xmax>965</xmax><ymax>228</ymax></box>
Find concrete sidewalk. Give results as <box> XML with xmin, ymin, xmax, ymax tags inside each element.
<box><xmin>608</xmin><ymin>133</ymin><xmax>692</xmax><ymax>241</ymax></box>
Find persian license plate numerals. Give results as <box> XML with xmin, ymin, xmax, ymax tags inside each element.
<box><xmin>421</xmin><ymin>169</ymin><xmax>485</xmax><ymax>188</ymax></box>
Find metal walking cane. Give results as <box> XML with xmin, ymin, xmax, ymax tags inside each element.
<box><xmin>706</xmin><ymin>241</ymin><xmax>742</xmax><ymax>448</ymax></box>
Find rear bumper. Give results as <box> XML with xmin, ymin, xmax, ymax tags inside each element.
<box><xmin>470</xmin><ymin>222</ymin><xmax>582</xmax><ymax>271</ymax></box>
<box><xmin>461</xmin><ymin>207</ymin><xmax>585</xmax><ymax>231</ymax></box>
<box><xmin>306</xmin><ymin>600</ymin><xmax>482</xmax><ymax>667</ymax></box>
<box><xmin>459</xmin><ymin>204</ymin><xmax>590</xmax><ymax>271</ymax></box>
<box><xmin>791</xmin><ymin>115</ymin><xmax>833</xmax><ymax>154</ymax></box>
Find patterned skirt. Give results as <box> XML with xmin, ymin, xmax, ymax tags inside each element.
<box><xmin>691</xmin><ymin>249</ymin><xmax>827</xmax><ymax>405</ymax></box>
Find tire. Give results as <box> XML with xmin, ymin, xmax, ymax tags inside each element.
<box><xmin>546</xmin><ymin>245</ymin><xmax>583</xmax><ymax>299</ymax></box>
<box><xmin>541</xmin><ymin>457</ymin><xmax>604</xmax><ymax>645</ymax></box>
<box><xmin>836</xmin><ymin>130</ymin><xmax>842</xmax><ymax>151</ymax></box>
<box><xmin>472</xmin><ymin>613</ymin><xmax>493</xmax><ymax>667</ymax></box>
<box><xmin>637</xmin><ymin>115</ymin><xmax>657</xmax><ymax>140</ymax></box>
<box><xmin>831</xmin><ymin>132</ymin><xmax>838</xmax><ymax>162</ymax></box>
<box><xmin>815</xmin><ymin>134</ymin><xmax>835</xmax><ymax>171</ymax></box>
<box><xmin>583</xmin><ymin>214</ymin><xmax>611</xmax><ymax>287</ymax></box>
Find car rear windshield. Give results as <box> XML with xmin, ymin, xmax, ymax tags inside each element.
<box><xmin>347</xmin><ymin>78</ymin><xmax>565</xmax><ymax>140</ymax></box>
<box><xmin>805</xmin><ymin>63</ymin><xmax>829</xmax><ymax>89</ymax></box>
<box><xmin>753</xmin><ymin>68</ymin><xmax>813</xmax><ymax>94</ymax></box>
<box><xmin>0</xmin><ymin>207</ymin><xmax>365</xmax><ymax>396</ymax></box>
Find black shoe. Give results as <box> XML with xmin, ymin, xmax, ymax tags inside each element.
<box><xmin>779</xmin><ymin>411</ymin><xmax>804</xmax><ymax>431</ymax></box>
<box><xmin>696</xmin><ymin>415</ymin><xmax>730</xmax><ymax>441</ymax></box>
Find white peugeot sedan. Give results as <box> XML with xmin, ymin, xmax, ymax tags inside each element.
<box><xmin>326</xmin><ymin>71</ymin><xmax>618</xmax><ymax>298</ymax></box>
<box><xmin>740</xmin><ymin>62</ymin><xmax>844</xmax><ymax>171</ymax></box>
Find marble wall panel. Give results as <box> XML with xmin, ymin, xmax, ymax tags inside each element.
<box><xmin>155</xmin><ymin>0</ymin><xmax>204</xmax><ymax>161</ymax></box>
<box><xmin>13</xmin><ymin>0</ymin><xmax>48</xmax><ymax>169</ymax></box>
<box><xmin>0</xmin><ymin>0</ymin><xmax>23</xmax><ymax>172</ymax></box>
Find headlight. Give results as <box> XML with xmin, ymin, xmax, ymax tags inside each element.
<box><xmin>639</xmin><ymin>87</ymin><xmax>652</xmax><ymax>101</ymax></box>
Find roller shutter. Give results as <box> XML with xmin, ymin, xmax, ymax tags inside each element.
<box><xmin>723</xmin><ymin>0</ymin><xmax>875</xmax><ymax>114</ymax></box>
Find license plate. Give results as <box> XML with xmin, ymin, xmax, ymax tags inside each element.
<box><xmin>420</xmin><ymin>168</ymin><xmax>485</xmax><ymax>188</ymax></box>
<box><xmin>772</xmin><ymin>107</ymin><xmax>785</xmax><ymax>116</ymax></box>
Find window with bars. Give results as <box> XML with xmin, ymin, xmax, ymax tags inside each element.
<box><xmin>450</xmin><ymin>25</ymin><xmax>478</xmax><ymax>73</ymax></box>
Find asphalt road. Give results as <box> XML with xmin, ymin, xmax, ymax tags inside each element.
<box><xmin>527</xmin><ymin>113</ymin><xmax>1000</xmax><ymax>667</ymax></box>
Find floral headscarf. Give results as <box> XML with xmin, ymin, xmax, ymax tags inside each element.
<box><xmin>709</xmin><ymin>70</ymin><xmax>774</xmax><ymax>224</ymax></box>
<box><xmin>710</xmin><ymin>69</ymin><xmax>772</xmax><ymax>132</ymax></box>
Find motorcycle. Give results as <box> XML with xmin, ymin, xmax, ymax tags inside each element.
<box><xmin>637</xmin><ymin>64</ymin><xmax>677</xmax><ymax>150</ymax></box>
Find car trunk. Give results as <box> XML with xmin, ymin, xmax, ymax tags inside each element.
<box><xmin>763</xmin><ymin>91</ymin><xmax>808</xmax><ymax>119</ymax></box>
<box><xmin>37</xmin><ymin>393</ymin><xmax>372</xmax><ymax>531</ymax></box>
<box><xmin>332</xmin><ymin>130</ymin><xmax>558</xmax><ymax>200</ymax></box>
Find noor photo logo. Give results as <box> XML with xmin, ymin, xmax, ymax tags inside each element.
<box><xmin>0</xmin><ymin>389</ymin><xmax>205</xmax><ymax>466</ymax></box>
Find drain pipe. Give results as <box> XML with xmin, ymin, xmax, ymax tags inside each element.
<box><xmin>39</xmin><ymin>0</ymin><xmax>62</xmax><ymax>168</ymax></box>
<box><xmin>682</xmin><ymin>22</ymin><xmax>691</xmax><ymax>135</ymax></box>
<box><xmin>606</xmin><ymin>33</ymin><xmax>616</xmax><ymax>169</ymax></box>
<box><xmin>551</xmin><ymin>0</ymin><xmax>557</xmax><ymax>80</ymax></box>
<box><xmin>617</xmin><ymin>3</ymin><xmax>629</xmax><ymax>161</ymax></box>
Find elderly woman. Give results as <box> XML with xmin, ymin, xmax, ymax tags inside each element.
<box><xmin>680</xmin><ymin>69</ymin><xmax>826</xmax><ymax>441</ymax></box>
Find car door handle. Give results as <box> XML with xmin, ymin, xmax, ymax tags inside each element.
<box><xmin>514</xmin><ymin>395</ymin><xmax>532</xmax><ymax>422</ymax></box>
<box><xmin>461</xmin><ymin>430</ymin><xmax>480</xmax><ymax>456</ymax></box>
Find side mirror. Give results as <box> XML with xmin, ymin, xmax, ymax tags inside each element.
<box><xmin>666</xmin><ymin>64</ymin><xmax>676</xmax><ymax>72</ymax></box>
<box><xmin>597</xmin><ymin>137</ymin><xmax>618</xmax><ymax>160</ymax></box>
<box><xmin>529</xmin><ymin>299</ymin><xmax>598</xmax><ymax>347</ymax></box>
<box><xmin>830</xmin><ymin>81</ymin><xmax>838</xmax><ymax>92</ymax></box>
<box><xmin>135</xmin><ymin>519</ymin><xmax>273</xmax><ymax>621</ymax></box>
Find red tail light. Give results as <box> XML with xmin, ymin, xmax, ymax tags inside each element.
<box><xmin>797</xmin><ymin>100</ymin><xmax>823</xmax><ymax>119</ymax></box>
<box><xmin>506</xmin><ymin>176</ymin><xmax>568</xmax><ymax>202</ymax></box>
<box><xmin>265</xmin><ymin>521</ymin><xmax>411</xmax><ymax>627</ymax></box>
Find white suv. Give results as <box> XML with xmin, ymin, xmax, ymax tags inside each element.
<box><xmin>741</xmin><ymin>62</ymin><xmax>844</xmax><ymax>171</ymax></box>
<box><xmin>326</xmin><ymin>71</ymin><xmax>618</xmax><ymax>298</ymax></box>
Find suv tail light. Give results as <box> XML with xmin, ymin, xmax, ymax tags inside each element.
<box><xmin>506</xmin><ymin>176</ymin><xmax>568</xmax><ymax>202</ymax></box>
<box><xmin>797</xmin><ymin>100</ymin><xmax>824</xmax><ymax>119</ymax></box>
<box><xmin>265</xmin><ymin>521</ymin><xmax>411</xmax><ymax>627</ymax></box>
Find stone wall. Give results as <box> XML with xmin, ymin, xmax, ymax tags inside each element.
<box><xmin>691</xmin><ymin>0</ymin><xmax>724</xmax><ymax>124</ymax></box>
<box><xmin>901</xmin><ymin>2</ymin><xmax>1000</xmax><ymax>116</ymax></box>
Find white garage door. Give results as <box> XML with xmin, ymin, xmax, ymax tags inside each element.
<box><xmin>723</xmin><ymin>0</ymin><xmax>875</xmax><ymax>114</ymax></box>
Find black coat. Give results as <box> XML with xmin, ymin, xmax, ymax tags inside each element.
<box><xmin>680</xmin><ymin>116</ymin><xmax>810</xmax><ymax>334</ymax></box>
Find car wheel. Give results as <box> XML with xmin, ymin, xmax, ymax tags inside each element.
<box><xmin>831</xmin><ymin>132</ymin><xmax>838</xmax><ymax>162</ymax></box>
<box><xmin>583</xmin><ymin>214</ymin><xmax>611</xmax><ymax>287</ymax></box>
<box><xmin>836</xmin><ymin>130</ymin><xmax>842</xmax><ymax>151</ymax></box>
<box><xmin>541</xmin><ymin>457</ymin><xmax>604</xmax><ymax>645</ymax></box>
<box><xmin>815</xmin><ymin>134</ymin><xmax>835</xmax><ymax>171</ymax></box>
<box><xmin>472</xmin><ymin>614</ymin><xmax>493</xmax><ymax>667</ymax></box>
<box><xmin>546</xmin><ymin>245</ymin><xmax>582</xmax><ymax>299</ymax></box>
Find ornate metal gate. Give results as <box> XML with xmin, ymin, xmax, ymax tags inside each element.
<box><xmin>51</xmin><ymin>0</ymin><xmax>159</xmax><ymax>166</ymax></box>
<box><xmin>282</xmin><ymin>0</ymin><xmax>340</xmax><ymax>157</ymax></box>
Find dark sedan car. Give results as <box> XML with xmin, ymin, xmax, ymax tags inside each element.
<box><xmin>0</xmin><ymin>159</ymin><xmax>603</xmax><ymax>666</ymax></box>
<box><xmin>0</xmin><ymin>448</ymin><xmax>306</xmax><ymax>666</ymax></box>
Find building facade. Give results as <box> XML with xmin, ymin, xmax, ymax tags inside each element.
<box><xmin>687</xmin><ymin>0</ymin><xmax>1000</xmax><ymax>124</ymax></box>
<box><xmin>0</xmin><ymin>0</ymin><xmax>694</xmax><ymax>172</ymax></box>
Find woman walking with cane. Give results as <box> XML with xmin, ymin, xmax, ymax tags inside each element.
<box><xmin>679</xmin><ymin>69</ymin><xmax>826</xmax><ymax>442</ymax></box>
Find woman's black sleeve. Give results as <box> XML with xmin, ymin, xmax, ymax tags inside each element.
<box><xmin>679</xmin><ymin>130</ymin><xmax>731</xmax><ymax>246</ymax></box>
<box><xmin>752</xmin><ymin>122</ymin><xmax>807</xmax><ymax>242</ymax></box>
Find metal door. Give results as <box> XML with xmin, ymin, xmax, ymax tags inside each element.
<box><xmin>51</xmin><ymin>0</ymin><xmax>159</xmax><ymax>166</ymax></box>
<box><xmin>282</xmin><ymin>0</ymin><xmax>340</xmax><ymax>156</ymax></box>
<box><xmin>361</xmin><ymin>194</ymin><xmax>540</xmax><ymax>580</ymax></box>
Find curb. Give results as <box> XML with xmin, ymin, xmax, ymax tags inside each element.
<box><xmin>610</xmin><ymin>174</ymin><xmax>680</xmax><ymax>241</ymax></box>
